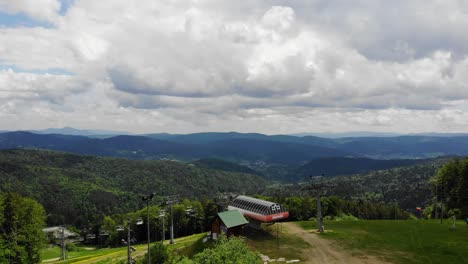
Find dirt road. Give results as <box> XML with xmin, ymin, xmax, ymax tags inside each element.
<box><xmin>282</xmin><ymin>222</ymin><xmax>391</xmax><ymax>264</ymax></box>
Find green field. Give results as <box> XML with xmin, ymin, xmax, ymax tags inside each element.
<box><xmin>297</xmin><ymin>220</ymin><xmax>468</xmax><ymax>264</ymax></box>
<box><xmin>41</xmin><ymin>233</ymin><xmax>206</xmax><ymax>263</ymax></box>
<box><xmin>245</xmin><ymin>223</ymin><xmax>307</xmax><ymax>261</ymax></box>
<box><xmin>42</xmin><ymin>220</ymin><xmax>468</xmax><ymax>264</ymax></box>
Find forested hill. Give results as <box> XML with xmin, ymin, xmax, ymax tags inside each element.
<box><xmin>0</xmin><ymin>131</ymin><xmax>348</xmax><ymax>165</ymax></box>
<box><xmin>192</xmin><ymin>158</ymin><xmax>262</xmax><ymax>175</ymax></box>
<box><xmin>267</xmin><ymin>157</ymin><xmax>452</xmax><ymax>211</ymax></box>
<box><xmin>290</xmin><ymin>157</ymin><xmax>427</xmax><ymax>181</ymax></box>
<box><xmin>3</xmin><ymin>131</ymin><xmax>468</xmax><ymax>163</ymax></box>
<box><xmin>0</xmin><ymin>149</ymin><xmax>269</xmax><ymax>227</ymax></box>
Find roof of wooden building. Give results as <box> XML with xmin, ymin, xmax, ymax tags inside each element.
<box><xmin>218</xmin><ymin>210</ymin><xmax>248</xmax><ymax>228</ymax></box>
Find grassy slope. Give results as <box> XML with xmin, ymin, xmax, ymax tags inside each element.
<box><xmin>41</xmin><ymin>233</ymin><xmax>206</xmax><ymax>263</ymax></box>
<box><xmin>1</xmin><ymin>149</ymin><xmax>269</xmax><ymax>226</ymax></box>
<box><xmin>245</xmin><ymin>224</ymin><xmax>307</xmax><ymax>261</ymax></box>
<box><xmin>41</xmin><ymin>224</ymin><xmax>309</xmax><ymax>263</ymax></box>
<box><xmin>298</xmin><ymin>220</ymin><xmax>468</xmax><ymax>264</ymax></box>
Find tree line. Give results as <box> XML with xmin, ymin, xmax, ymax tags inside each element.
<box><xmin>0</xmin><ymin>149</ymin><xmax>268</xmax><ymax>228</ymax></box>
<box><xmin>0</xmin><ymin>193</ymin><xmax>46</xmax><ymax>263</ymax></box>
<box><xmin>432</xmin><ymin>157</ymin><xmax>468</xmax><ymax>218</ymax></box>
<box><xmin>92</xmin><ymin>195</ymin><xmax>409</xmax><ymax>248</ymax></box>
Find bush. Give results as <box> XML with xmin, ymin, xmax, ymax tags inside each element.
<box><xmin>66</xmin><ymin>243</ymin><xmax>79</xmax><ymax>252</ymax></box>
<box><xmin>142</xmin><ymin>242</ymin><xmax>169</xmax><ymax>264</ymax></box>
<box><xmin>167</xmin><ymin>256</ymin><xmax>194</xmax><ymax>264</ymax></box>
<box><xmin>192</xmin><ymin>235</ymin><xmax>260</xmax><ymax>264</ymax></box>
<box><xmin>334</xmin><ymin>213</ymin><xmax>359</xmax><ymax>221</ymax></box>
<box><xmin>448</xmin><ymin>208</ymin><xmax>462</xmax><ymax>219</ymax></box>
<box><xmin>408</xmin><ymin>214</ymin><xmax>418</xmax><ymax>220</ymax></box>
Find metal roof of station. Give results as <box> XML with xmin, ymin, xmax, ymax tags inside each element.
<box><xmin>229</xmin><ymin>195</ymin><xmax>288</xmax><ymax>216</ymax></box>
<box><xmin>234</xmin><ymin>195</ymin><xmax>277</xmax><ymax>207</ymax></box>
<box><xmin>218</xmin><ymin>210</ymin><xmax>248</xmax><ymax>228</ymax></box>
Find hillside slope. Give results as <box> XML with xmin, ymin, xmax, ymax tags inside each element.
<box><xmin>0</xmin><ymin>149</ymin><xmax>269</xmax><ymax>226</ymax></box>
<box><xmin>267</xmin><ymin>157</ymin><xmax>451</xmax><ymax>210</ymax></box>
<box><xmin>290</xmin><ymin>157</ymin><xmax>427</xmax><ymax>182</ymax></box>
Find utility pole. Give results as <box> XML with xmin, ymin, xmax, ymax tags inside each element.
<box><xmin>147</xmin><ymin>204</ymin><xmax>150</xmax><ymax>263</ymax></box>
<box><xmin>165</xmin><ymin>195</ymin><xmax>179</xmax><ymax>244</ymax></box>
<box><xmin>127</xmin><ymin>225</ymin><xmax>131</xmax><ymax>264</ymax></box>
<box><xmin>159</xmin><ymin>209</ymin><xmax>166</xmax><ymax>242</ymax></box>
<box><xmin>117</xmin><ymin>218</ymin><xmax>141</xmax><ymax>264</ymax></box>
<box><xmin>316</xmin><ymin>193</ymin><xmax>324</xmax><ymax>233</ymax></box>
<box><xmin>170</xmin><ymin>203</ymin><xmax>174</xmax><ymax>244</ymax></box>
<box><xmin>434</xmin><ymin>184</ymin><xmax>438</xmax><ymax>220</ymax></box>
<box><xmin>440</xmin><ymin>202</ymin><xmax>444</xmax><ymax>224</ymax></box>
<box><xmin>185</xmin><ymin>206</ymin><xmax>198</xmax><ymax>234</ymax></box>
<box><xmin>61</xmin><ymin>226</ymin><xmax>66</xmax><ymax>261</ymax></box>
<box><xmin>301</xmin><ymin>174</ymin><xmax>331</xmax><ymax>233</ymax></box>
<box><xmin>142</xmin><ymin>193</ymin><xmax>155</xmax><ymax>264</ymax></box>
<box><xmin>276</xmin><ymin>222</ymin><xmax>279</xmax><ymax>248</ymax></box>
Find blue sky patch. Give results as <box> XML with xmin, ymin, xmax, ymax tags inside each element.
<box><xmin>0</xmin><ymin>12</ymin><xmax>53</xmax><ymax>28</ymax></box>
<box><xmin>0</xmin><ymin>0</ymin><xmax>75</xmax><ymax>28</ymax></box>
<box><xmin>60</xmin><ymin>0</ymin><xmax>75</xmax><ymax>16</ymax></box>
<box><xmin>0</xmin><ymin>64</ymin><xmax>74</xmax><ymax>76</ymax></box>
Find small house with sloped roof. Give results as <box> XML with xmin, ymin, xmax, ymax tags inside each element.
<box><xmin>211</xmin><ymin>210</ymin><xmax>248</xmax><ymax>238</ymax></box>
<box><xmin>42</xmin><ymin>226</ymin><xmax>79</xmax><ymax>244</ymax></box>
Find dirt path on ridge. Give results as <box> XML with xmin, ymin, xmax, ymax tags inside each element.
<box><xmin>282</xmin><ymin>222</ymin><xmax>391</xmax><ymax>264</ymax></box>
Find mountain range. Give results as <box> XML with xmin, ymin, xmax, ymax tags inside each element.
<box><xmin>2</xmin><ymin>130</ymin><xmax>468</xmax><ymax>182</ymax></box>
<box><xmin>2</xmin><ymin>130</ymin><xmax>468</xmax><ymax>160</ymax></box>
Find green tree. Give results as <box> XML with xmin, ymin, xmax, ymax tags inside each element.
<box><xmin>192</xmin><ymin>236</ymin><xmax>260</xmax><ymax>264</ymax></box>
<box><xmin>0</xmin><ymin>193</ymin><xmax>46</xmax><ymax>263</ymax></box>
<box><xmin>101</xmin><ymin>216</ymin><xmax>119</xmax><ymax>246</ymax></box>
<box><xmin>435</xmin><ymin>158</ymin><xmax>468</xmax><ymax>218</ymax></box>
<box><xmin>142</xmin><ymin>242</ymin><xmax>169</xmax><ymax>264</ymax></box>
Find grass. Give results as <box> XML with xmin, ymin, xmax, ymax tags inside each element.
<box><xmin>41</xmin><ymin>233</ymin><xmax>207</xmax><ymax>263</ymax></box>
<box><xmin>41</xmin><ymin>245</ymin><xmax>135</xmax><ymax>263</ymax></box>
<box><xmin>41</xmin><ymin>225</ymin><xmax>309</xmax><ymax>263</ymax></box>
<box><xmin>41</xmin><ymin>245</ymin><xmax>62</xmax><ymax>261</ymax></box>
<box><xmin>245</xmin><ymin>223</ymin><xmax>308</xmax><ymax>261</ymax></box>
<box><xmin>297</xmin><ymin>219</ymin><xmax>468</xmax><ymax>264</ymax></box>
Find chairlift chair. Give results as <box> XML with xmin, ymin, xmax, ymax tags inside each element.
<box><xmin>136</xmin><ymin>218</ymin><xmax>144</xmax><ymax>225</ymax></box>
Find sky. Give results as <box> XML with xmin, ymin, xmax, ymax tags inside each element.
<box><xmin>1</xmin><ymin>0</ymin><xmax>468</xmax><ymax>134</ymax></box>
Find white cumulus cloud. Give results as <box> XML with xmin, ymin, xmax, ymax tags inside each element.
<box><xmin>1</xmin><ymin>0</ymin><xmax>468</xmax><ymax>133</ymax></box>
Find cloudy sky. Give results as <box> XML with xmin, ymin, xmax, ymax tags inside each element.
<box><xmin>1</xmin><ymin>0</ymin><xmax>468</xmax><ymax>134</ymax></box>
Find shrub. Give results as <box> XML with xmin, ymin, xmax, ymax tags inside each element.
<box><xmin>192</xmin><ymin>235</ymin><xmax>260</xmax><ymax>264</ymax></box>
<box><xmin>66</xmin><ymin>243</ymin><xmax>79</xmax><ymax>252</ymax></box>
<box><xmin>335</xmin><ymin>213</ymin><xmax>359</xmax><ymax>221</ymax></box>
<box><xmin>142</xmin><ymin>242</ymin><xmax>169</xmax><ymax>264</ymax></box>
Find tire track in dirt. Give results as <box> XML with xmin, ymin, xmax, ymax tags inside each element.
<box><xmin>283</xmin><ymin>222</ymin><xmax>391</xmax><ymax>264</ymax></box>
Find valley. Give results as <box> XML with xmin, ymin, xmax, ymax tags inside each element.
<box><xmin>1</xmin><ymin>131</ymin><xmax>467</xmax><ymax>263</ymax></box>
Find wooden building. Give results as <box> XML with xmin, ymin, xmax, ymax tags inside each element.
<box><xmin>211</xmin><ymin>210</ymin><xmax>248</xmax><ymax>238</ymax></box>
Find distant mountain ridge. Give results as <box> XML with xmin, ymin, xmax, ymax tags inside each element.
<box><xmin>2</xmin><ymin>130</ymin><xmax>468</xmax><ymax>166</ymax></box>
<box><xmin>3</xmin><ymin>127</ymin><xmax>136</xmax><ymax>137</ymax></box>
<box><xmin>0</xmin><ymin>131</ymin><xmax>348</xmax><ymax>165</ymax></box>
<box><xmin>9</xmin><ymin>127</ymin><xmax>132</xmax><ymax>137</ymax></box>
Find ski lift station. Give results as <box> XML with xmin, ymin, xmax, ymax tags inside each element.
<box><xmin>227</xmin><ymin>195</ymin><xmax>289</xmax><ymax>223</ymax></box>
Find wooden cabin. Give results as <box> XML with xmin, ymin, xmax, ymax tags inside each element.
<box><xmin>211</xmin><ymin>210</ymin><xmax>248</xmax><ymax>238</ymax></box>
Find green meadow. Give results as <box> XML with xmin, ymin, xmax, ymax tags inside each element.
<box><xmin>297</xmin><ymin>220</ymin><xmax>468</xmax><ymax>264</ymax></box>
<box><xmin>41</xmin><ymin>220</ymin><xmax>468</xmax><ymax>263</ymax></box>
<box><xmin>245</xmin><ymin>223</ymin><xmax>308</xmax><ymax>261</ymax></box>
<box><xmin>41</xmin><ymin>233</ymin><xmax>206</xmax><ymax>263</ymax></box>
